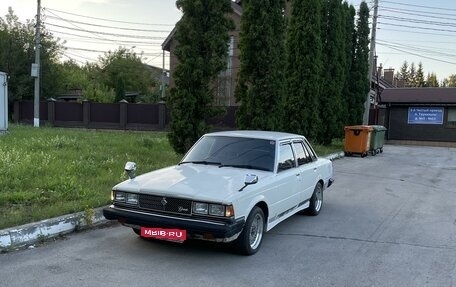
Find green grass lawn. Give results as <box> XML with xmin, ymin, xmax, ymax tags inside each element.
<box><xmin>0</xmin><ymin>124</ymin><xmax>342</xmax><ymax>230</ymax></box>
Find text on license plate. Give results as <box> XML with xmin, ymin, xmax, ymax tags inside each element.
<box><xmin>140</xmin><ymin>227</ymin><xmax>187</xmax><ymax>241</ymax></box>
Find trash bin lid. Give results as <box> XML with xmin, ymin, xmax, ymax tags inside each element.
<box><xmin>370</xmin><ymin>125</ymin><xmax>387</xmax><ymax>131</ymax></box>
<box><xmin>344</xmin><ymin>125</ymin><xmax>374</xmax><ymax>131</ymax></box>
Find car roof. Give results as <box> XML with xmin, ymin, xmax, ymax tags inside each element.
<box><xmin>205</xmin><ymin>130</ymin><xmax>306</xmax><ymax>141</ymax></box>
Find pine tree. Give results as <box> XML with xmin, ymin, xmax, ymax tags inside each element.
<box><xmin>283</xmin><ymin>0</ymin><xmax>323</xmax><ymax>140</ymax></box>
<box><xmin>347</xmin><ymin>1</ymin><xmax>369</xmax><ymax>126</ymax></box>
<box><xmin>416</xmin><ymin>62</ymin><xmax>425</xmax><ymax>87</ymax></box>
<box><xmin>235</xmin><ymin>0</ymin><xmax>287</xmax><ymax>131</ymax></box>
<box><xmin>409</xmin><ymin>62</ymin><xmax>416</xmax><ymax>87</ymax></box>
<box><xmin>399</xmin><ymin>61</ymin><xmax>409</xmax><ymax>85</ymax></box>
<box><xmin>168</xmin><ymin>0</ymin><xmax>234</xmax><ymax>154</ymax></box>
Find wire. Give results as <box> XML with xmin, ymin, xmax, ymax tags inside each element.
<box><xmin>378</xmin><ymin>22</ymin><xmax>456</xmax><ymax>33</ymax></box>
<box><xmin>45</xmin><ymin>16</ymin><xmax>171</xmax><ymax>33</ymax></box>
<box><xmin>377</xmin><ymin>40</ymin><xmax>456</xmax><ymax>58</ymax></box>
<box><xmin>380</xmin><ymin>5</ymin><xmax>456</xmax><ymax>18</ymax></box>
<box><xmin>379</xmin><ymin>27</ymin><xmax>456</xmax><ymax>37</ymax></box>
<box><xmin>381</xmin><ymin>1</ymin><xmax>456</xmax><ymax>12</ymax></box>
<box><xmin>44</xmin><ymin>22</ymin><xmax>168</xmax><ymax>40</ymax></box>
<box><xmin>44</xmin><ymin>7</ymin><xmax>176</xmax><ymax>26</ymax></box>
<box><xmin>44</xmin><ymin>8</ymin><xmax>114</xmax><ymax>44</ymax></box>
<box><xmin>380</xmin><ymin>7</ymin><xmax>456</xmax><ymax>22</ymax></box>
<box><xmin>379</xmin><ymin>15</ymin><xmax>456</xmax><ymax>28</ymax></box>
<box><xmin>47</xmin><ymin>30</ymin><xmax>165</xmax><ymax>44</ymax></box>
<box><xmin>377</xmin><ymin>42</ymin><xmax>456</xmax><ymax>65</ymax></box>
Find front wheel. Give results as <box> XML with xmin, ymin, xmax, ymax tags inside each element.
<box><xmin>233</xmin><ymin>206</ymin><xmax>265</xmax><ymax>255</ymax></box>
<box><xmin>306</xmin><ymin>183</ymin><xmax>323</xmax><ymax>216</ymax></box>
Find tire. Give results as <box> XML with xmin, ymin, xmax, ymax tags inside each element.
<box><xmin>132</xmin><ymin>228</ymin><xmax>141</xmax><ymax>236</ymax></box>
<box><xmin>361</xmin><ymin>153</ymin><xmax>366</xmax><ymax>158</ymax></box>
<box><xmin>372</xmin><ymin>149</ymin><xmax>377</xmax><ymax>156</ymax></box>
<box><xmin>233</xmin><ymin>206</ymin><xmax>265</xmax><ymax>255</ymax></box>
<box><xmin>306</xmin><ymin>183</ymin><xmax>323</xmax><ymax>216</ymax></box>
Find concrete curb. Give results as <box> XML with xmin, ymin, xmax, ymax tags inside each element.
<box><xmin>0</xmin><ymin>207</ymin><xmax>108</xmax><ymax>251</ymax></box>
<box><xmin>0</xmin><ymin>151</ymin><xmax>344</xmax><ymax>251</ymax></box>
<box><xmin>325</xmin><ymin>151</ymin><xmax>345</xmax><ymax>161</ymax></box>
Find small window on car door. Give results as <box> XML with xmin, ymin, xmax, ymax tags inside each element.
<box><xmin>277</xmin><ymin>143</ymin><xmax>296</xmax><ymax>172</ymax></box>
<box><xmin>292</xmin><ymin>142</ymin><xmax>312</xmax><ymax>166</ymax></box>
<box><xmin>303</xmin><ymin>140</ymin><xmax>317</xmax><ymax>161</ymax></box>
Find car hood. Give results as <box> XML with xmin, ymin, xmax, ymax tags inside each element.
<box><xmin>113</xmin><ymin>164</ymin><xmax>272</xmax><ymax>203</ymax></box>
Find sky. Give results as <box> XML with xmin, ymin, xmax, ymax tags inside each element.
<box><xmin>1</xmin><ymin>0</ymin><xmax>456</xmax><ymax>81</ymax></box>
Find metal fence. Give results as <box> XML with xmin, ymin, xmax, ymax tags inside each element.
<box><xmin>14</xmin><ymin>100</ymin><xmax>237</xmax><ymax>131</ymax></box>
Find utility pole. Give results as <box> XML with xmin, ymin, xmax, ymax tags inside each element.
<box><xmin>33</xmin><ymin>0</ymin><xmax>41</xmax><ymax>127</ymax></box>
<box><xmin>362</xmin><ymin>0</ymin><xmax>379</xmax><ymax>125</ymax></box>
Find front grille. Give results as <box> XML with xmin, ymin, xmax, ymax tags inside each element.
<box><xmin>138</xmin><ymin>194</ymin><xmax>192</xmax><ymax>215</ymax></box>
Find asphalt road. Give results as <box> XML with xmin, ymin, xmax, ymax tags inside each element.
<box><xmin>1</xmin><ymin>145</ymin><xmax>455</xmax><ymax>287</ymax></box>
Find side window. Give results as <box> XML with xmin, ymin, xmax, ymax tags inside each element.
<box><xmin>293</xmin><ymin>142</ymin><xmax>312</xmax><ymax>165</ymax></box>
<box><xmin>277</xmin><ymin>143</ymin><xmax>296</xmax><ymax>172</ymax></box>
<box><xmin>303</xmin><ymin>140</ymin><xmax>317</xmax><ymax>161</ymax></box>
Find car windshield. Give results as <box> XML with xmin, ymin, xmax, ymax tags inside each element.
<box><xmin>181</xmin><ymin>136</ymin><xmax>275</xmax><ymax>172</ymax></box>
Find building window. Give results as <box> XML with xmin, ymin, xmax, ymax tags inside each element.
<box><xmin>448</xmin><ymin>107</ymin><xmax>456</xmax><ymax>127</ymax></box>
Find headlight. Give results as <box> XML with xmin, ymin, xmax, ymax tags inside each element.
<box><xmin>209</xmin><ymin>204</ymin><xmax>225</xmax><ymax>216</ymax></box>
<box><xmin>114</xmin><ymin>191</ymin><xmax>125</xmax><ymax>202</ymax></box>
<box><xmin>193</xmin><ymin>202</ymin><xmax>208</xmax><ymax>214</ymax></box>
<box><xmin>126</xmin><ymin>193</ymin><xmax>139</xmax><ymax>205</ymax></box>
<box><xmin>193</xmin><ymin>202</ymin><xmax>234</xmax><ymax>217</ymax></box>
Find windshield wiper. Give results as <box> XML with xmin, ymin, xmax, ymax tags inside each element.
<box><xmin>219</xmin><ymin>164</ymin><xmax>270</xmax><ymax>172</ymax></box>
<box><xmin>179</xmin><ymin>161</ymin><xmax>221</xmax><ymax>166</ymax></box>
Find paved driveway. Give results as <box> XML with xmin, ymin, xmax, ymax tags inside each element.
<box><xmin>1</xmin><ymin>145</ymin><xmax>455</xmax><ymax>287</ymax></box>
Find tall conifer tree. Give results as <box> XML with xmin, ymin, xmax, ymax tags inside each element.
<box><xmin>168</xmin><ymin>0</ymin><xmax>234</xmax><ymax>154</ymax></box>
<box><xmin>320</xmin><ymin>0</ymin><xmax>345</xmax><ymax>144</ymax></box>
<box><xmin>347</xmin><ymin>1</ymin><xmax>370</xmax><ymax>125</ymax></box>
<box><xmin>283</xmin><ymin>0</ymin><xmax>323</xmax><ymax>141</ymax></box>
<box><xmin>235</xmin><ymin>0</ymin><xmax>287</xmax><ymax>131</ymax></box>
<box><xmin>341</xmin><ymin>3</ymin><xmax>356</xmax><ymax>127</ymax></box>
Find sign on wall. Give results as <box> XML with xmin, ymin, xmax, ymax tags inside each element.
<box><xmin>408</xmin><ymin>107</ymin><xmax>444</xmax><ymax>125</ymax></box>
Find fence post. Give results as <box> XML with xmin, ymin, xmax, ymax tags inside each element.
<box><xmin>158</xmin><ymin>101</ymin><xmax>166</xmax><ymax>130</ymax></box>
<box><xmin>13</xmin><ymin>101</ymin><xmax>20</xmax><ymax>123</ymax></box>
<box><xmin>119</xmin><ymin>100</ymin><xmax>128</xmax><ymax>130</ymax></box>
<box><xmin>83</xmin><ymin>100</ymin><xmax>90</xmax><ymax>128</ymax></box>
<box><xmin>47</xmin><ymin>98</ymin><xmax>56</xmax><ymax>127</ymax></box>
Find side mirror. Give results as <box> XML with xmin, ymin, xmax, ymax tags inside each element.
<box><xmin>239</xmin><ymin>174</ymin><xmax>258</xmax><ymax>192</ymax></box>
<box><xmin>125</xmin><ymin>161</ymin><xmax>137</xmax><ymax>179</ymax></box>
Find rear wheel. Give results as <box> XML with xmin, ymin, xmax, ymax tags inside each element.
<box><xmin>234</xmin><ymin>206</ymin><xmax>265</xmax><ymax>255</ymax></box>
<box><xmin>306</xmin><ymin>183</ymin><xmax>323</xmax><ymax>216</ymax></box>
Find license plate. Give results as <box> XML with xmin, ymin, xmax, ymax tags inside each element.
<box><xmin>140</xmin><ymin>227</ymin><xmax>187</xmax><ymax>242</ymax></box>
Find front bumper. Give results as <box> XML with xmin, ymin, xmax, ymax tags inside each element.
<box><xmin>328</xmin><ymin>178</ymin><xmax>335</xmax><ymax>188</ymax></box>
<box><xmin>103</xmin><ymin>205</ymin><xmax>245</xmax><ymax>239</ymax></box>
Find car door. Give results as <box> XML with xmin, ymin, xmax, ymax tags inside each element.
<box><xmin>268</xmin><ymin>142</ymin><xmax>301</xmax><ymax>223</ymax></box>
<box><xmin>293</xmin><ymin>141</ymin><xmax>319</xmax><ymax>203</ymax></box>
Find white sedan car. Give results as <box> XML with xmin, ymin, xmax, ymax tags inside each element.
<box><xmin>103</xmin><ymin>130</ymin><xmax>334</xmax><ymax>255</ymax></box>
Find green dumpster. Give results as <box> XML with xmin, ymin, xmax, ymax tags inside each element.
<box><xmin>369</xmin><ymin>125</ymin><xmax>387</xmax><ymax>155</ymax></box>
